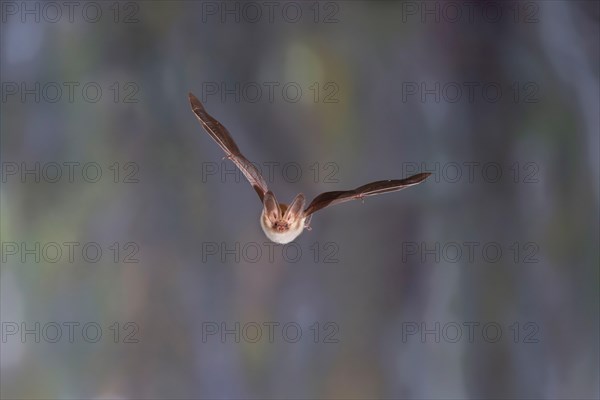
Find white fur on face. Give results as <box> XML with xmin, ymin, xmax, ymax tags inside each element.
<box><xmin>260</xmin><ymin>212</ymin><xmax>306</xmax><ymax>244</ymax></box>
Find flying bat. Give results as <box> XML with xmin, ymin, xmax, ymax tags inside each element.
<box><xmin>189</xmin><ymin>92</ymin><xmax>430</xmax><ymax>244</ymax></box>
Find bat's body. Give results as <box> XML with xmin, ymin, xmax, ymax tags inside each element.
<box><xmin>189</xmin><ymin>92</ymin><xmax>430</xmax><ymax>244</ymax></box>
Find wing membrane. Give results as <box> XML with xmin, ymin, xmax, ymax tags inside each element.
<box><xmin>189</xmin><ymin>93</ymin><xmax>268</xmax><ymax>201</ymax></box>
<box><xmin>303</xmin><ymin>173</ymin><xmax>431</xmax><ymax>216</ymax></box>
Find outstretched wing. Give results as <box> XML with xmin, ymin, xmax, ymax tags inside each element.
<box><xmin>303</xmin><ymin>173</ymin><xmax>431</xmax><ymax>217</ymax></box>
<box><xmin>189</xmin><ymin>92</ymin><xmax>268</xmax><ymax>202</ymax></box>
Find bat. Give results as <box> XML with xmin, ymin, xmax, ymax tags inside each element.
<box><xmin>189</xmin><ymin>92</ymin><xmax>431</xmax><ymax>244</ymax></box>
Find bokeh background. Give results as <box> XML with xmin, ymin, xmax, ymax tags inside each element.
<box><xmin>1</xmin><ymin>1</ymin><xmax>599</xmax><ymax>399</ymax></box>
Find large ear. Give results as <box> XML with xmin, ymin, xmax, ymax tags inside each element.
<box><xmin>263</xmin><ymin>191</ymin><xmax>281</xmax><ymax>223</ymax></box>
<box><xmin>283</xmin><ymin>193</ymin><xmax>306</xmax><ymax>222</ymax></box>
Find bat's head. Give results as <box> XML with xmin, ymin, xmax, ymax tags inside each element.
<box><xmin>260</xmin><ymin>192</ymin><xmax>306</xmax><ymax>244</ymax></box>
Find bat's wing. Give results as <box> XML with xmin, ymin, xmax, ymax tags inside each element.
<box><xmin>303</xmin><ymin>172</ymin><xmax>431</xmax><ymax>217</ymax></box>
<box><xmin>189</xmin><ymin>93</ymin><xmax>269</xmax><ymax>202</ymax></box>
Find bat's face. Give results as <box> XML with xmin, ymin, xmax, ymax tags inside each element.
<box><xmin>260</xmin><ymin>193</ymin><xmax>306</xmax><ymax>244</ymax></box>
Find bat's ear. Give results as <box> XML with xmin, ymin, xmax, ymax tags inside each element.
<box><xmin>263</xmin><ymin>191</ymin><xmax>281</xmax><ymax>223</ymax></box>
<box><xmin>284</xmin><ymin>193</ymin><xmax>306</xmax><ymax>222</ymax></box>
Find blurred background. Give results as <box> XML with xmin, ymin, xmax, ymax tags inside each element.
<box><xmin>1</xmin><ymin>1</ymin><xmax>598</xmax><ymax>399</ymax></box>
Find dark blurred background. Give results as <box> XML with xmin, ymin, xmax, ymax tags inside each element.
<box><xmin>1</xmin><ymin>1</ymin><xmax>598</xmax><ymax>399</ymax></box>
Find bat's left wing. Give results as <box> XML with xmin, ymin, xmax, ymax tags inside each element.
<box><xmin>189</xmin><ymin>92</ymin><xmax>269</xmax><ymax>202</ymax></box>
<box><xmin>303</xmin><ymin>172</ymin><xmax>431</xmax><ymax>217</ymax></box>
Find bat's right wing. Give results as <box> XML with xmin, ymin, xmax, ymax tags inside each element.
<box><xmin>303</xmin><ymin>173</ymin><xmax>431</xmax><ymax>217</ymax></box>
<box><xmin>189</xmin><ymin>93</ymin><xmax>269</xmax><ymax>202</ymax></box>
